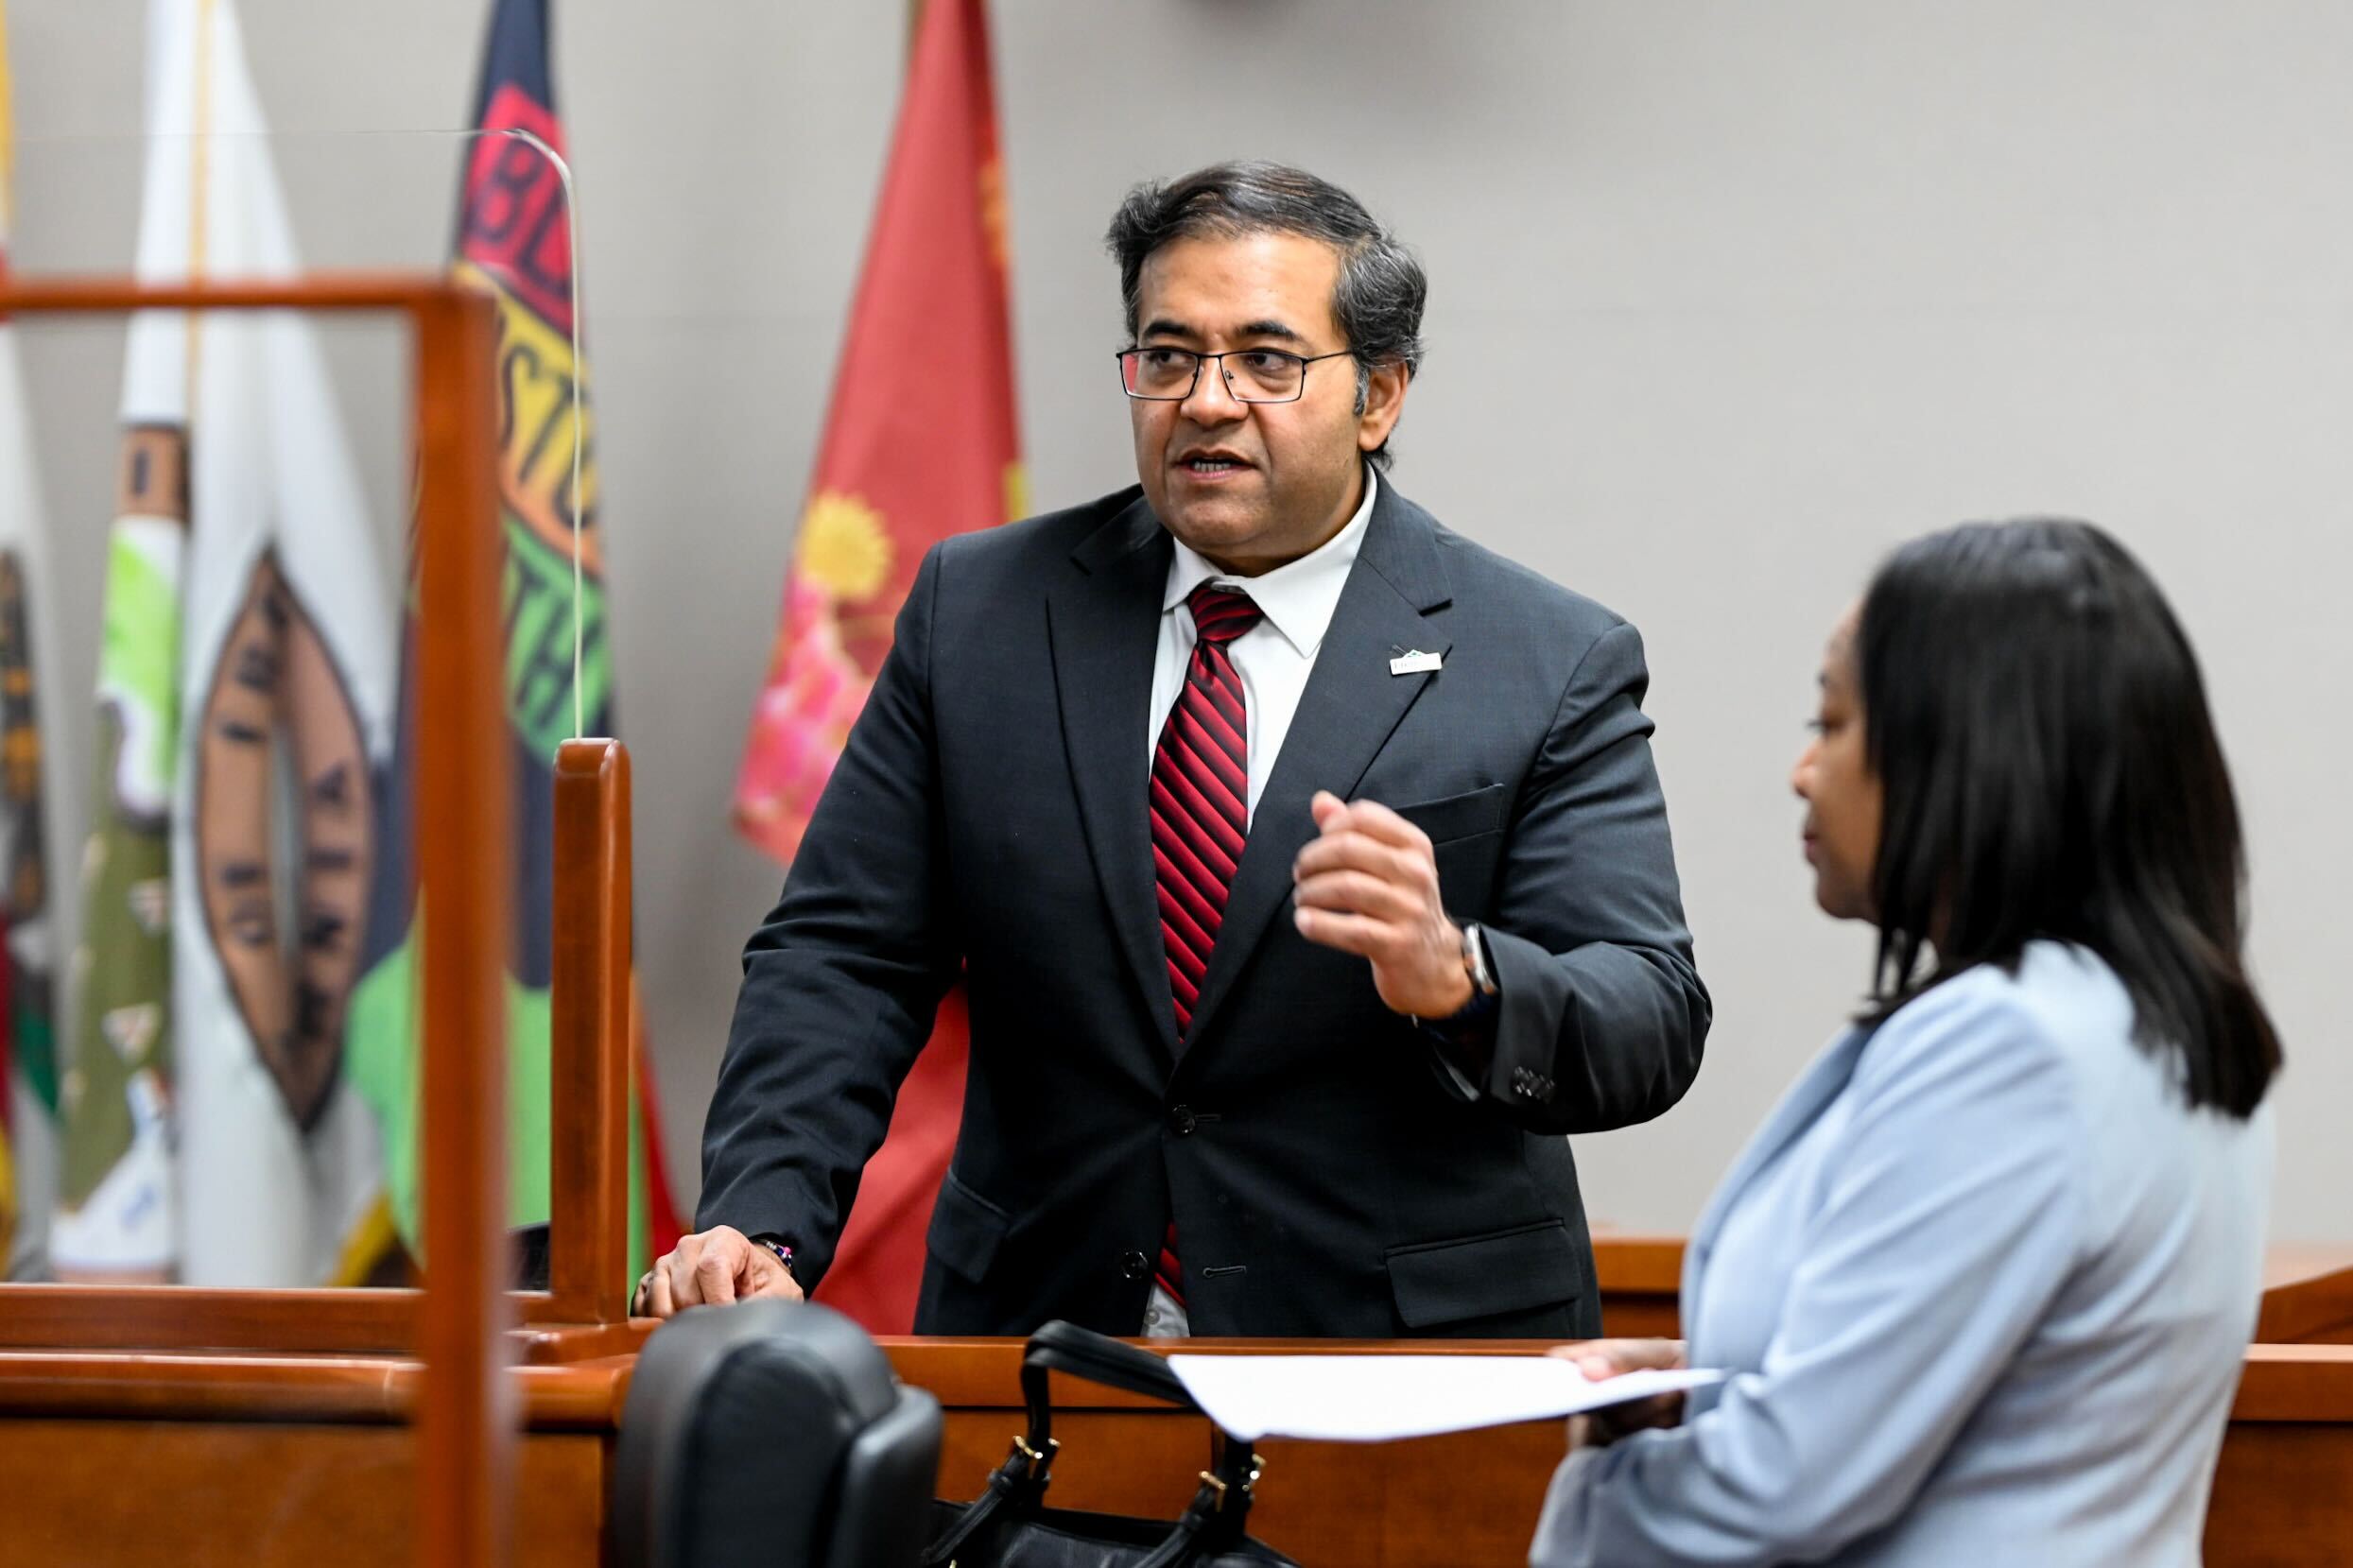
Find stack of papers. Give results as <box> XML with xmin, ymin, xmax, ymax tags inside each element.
<box><xmin>1165</xmin><ymin>1354</ymin><xmax>1723</xmax><ymax>1443</ymax></box>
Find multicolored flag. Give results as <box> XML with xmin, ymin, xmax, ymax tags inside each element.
<box><xmin>345</xmin><ymin>0</ymin><xmax>680</xmax><ymax>1279</ymax></box>
<box><xmin>0</xmin><ymin>0</ymin><xmax>68</xmax><ymax>1279</ymax></box>
<box><xmin>52</xmin><ymin>0</ymin><xmax>395</xmax><ymax>1284</ymax></box>
<box><xmin>732</xmin><ymin>0</ymin><xmax>1022</xmax><ymax>1332</ymax></box>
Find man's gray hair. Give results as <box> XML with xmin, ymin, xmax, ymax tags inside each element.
<box><xmin>1105</xmin><ymin>161</ymin><xmax>1426</xmax><ymax>468</ymax></box>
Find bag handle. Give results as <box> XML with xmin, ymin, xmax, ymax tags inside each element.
<box><xmin>1019</xmin><ymin>1319</ymin><xmax>1200</xmax><ymax>1450</ymax></box>
<box><xmin>924</xmin><ymin>1322</ymin><xmax>1270</xmax><ymax>1568</ymax></box>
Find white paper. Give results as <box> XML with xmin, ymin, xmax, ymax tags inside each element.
<box><xmin>1389</xmin><ymin>649</ymin><xmax>1445</xmax><ymax>675</ymax></box>
<box><xmin>1166</xmin><ymin>1354</ymin><xmax>1724</xmax><ymax>1443</ymax></box>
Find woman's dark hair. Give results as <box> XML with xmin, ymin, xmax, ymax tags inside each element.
<box><xmin>1857</xmin><ymin>518</ymin><xmax>2280</xmax><ymax>1117</ymax></box>
<box><xmin>1104</xmin><ymin>160</ymin><xmax>1426</xmax><ymax>470</ymax></box>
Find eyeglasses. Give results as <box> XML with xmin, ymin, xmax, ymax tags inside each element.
<box><xmin>1116</xmin><ymin>346</ymin><xmax>1355</xmax><ymax>404</ymax></box>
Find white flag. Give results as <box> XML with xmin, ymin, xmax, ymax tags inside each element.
<box><xmin>53</xmin><ymin>0</ymin><xmax>395</xmax><ymax>1285</ymax></box>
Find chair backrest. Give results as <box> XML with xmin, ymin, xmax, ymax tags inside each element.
<box><xmin>611</xmin><ymin>1300</ymin><xmax>942</xmax><ymax>1568</ymax></box>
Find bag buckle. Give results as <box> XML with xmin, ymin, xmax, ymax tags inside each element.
<box><xmin>1011</xmin><ymin>1434</ymin><xmax>1060</xmax><ymax>1481</ymax></box>
<box><xmin>1196</xmin><ymin>1455</ymin><xmax>1265</xmax><ymax>1513</ymax></box>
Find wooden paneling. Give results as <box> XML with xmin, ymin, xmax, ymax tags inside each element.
<box><xmin>2254</xmin><ymin>1248</ymin><xmax>2353</xmax><ymax>1345</ymax></box>
<box><xmin>0</xmin><ymin>1420</ymin><xmax>605</xmax><ymax>1568</ymax></box>
<box><xmin>1593</xmin><ymin>1232</ymin><xmax>1685</xmax><ymax>1339</ymax></box>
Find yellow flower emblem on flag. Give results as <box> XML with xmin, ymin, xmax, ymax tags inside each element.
<box><xmin>794</xmin><ymin>491</ymin><xmax>895</xmax><ymax>603</ymax></box>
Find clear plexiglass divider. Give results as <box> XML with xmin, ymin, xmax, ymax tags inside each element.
<box><xmin>0</xmin><ymin>128</ymin><xmax>631</xmax><ymax>1354</ymax></box>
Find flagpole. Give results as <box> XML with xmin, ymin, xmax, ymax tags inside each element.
<box><xmin>184</xmin><ymin>0</ymin><xmax>217</xmax><ymax>420</ymax></box>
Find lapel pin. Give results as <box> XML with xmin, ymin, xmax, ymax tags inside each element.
<box><xmin>1388</xmin><ymin>648</ymin><xmax>1444</xmax><ymax>676</ymax></box>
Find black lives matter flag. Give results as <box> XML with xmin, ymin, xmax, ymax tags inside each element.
<box><xmin>348</xmin><ymin>0</ymin><xmax>679</xmax><ymax>1275</ymax></box>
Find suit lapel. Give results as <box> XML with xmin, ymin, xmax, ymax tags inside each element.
<box><xmin>1047</xmin><ymin>490</ymin><xmax>1182</xmax><ymax>1061</ymax></box>
<box><xmin>1181</xmin><ymin>484</ymin><xmax>1455</xmax><ymax>1054</ymax></box>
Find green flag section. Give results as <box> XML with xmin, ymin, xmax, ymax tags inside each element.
<box><xmin>345</xmin><ymin>0</ymin><xmax>680</xmax><ymax>1283</ymax></box>
<box><xmin>53</xmin><ymin>0</ymin><xmax>396</xmax><ymax>1284</ymax></box>
<box><xmin>343</xmin><ymin>919</ymin><xmax>647</xmax><ymax>1274</ymax></box>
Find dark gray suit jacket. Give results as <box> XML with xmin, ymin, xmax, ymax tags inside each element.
<box><xmin>699</xmin><ymin>480</ymin><xmax>1710</xmax><ymax>1337</ymax></box>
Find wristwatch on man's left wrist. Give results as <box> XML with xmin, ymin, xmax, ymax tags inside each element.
<box><xmin>1414</xmin><ymin>921</ymin><xmax>1499</xmax><ymax>1034</ymax></box>
<box><xmin>1458</xmin><ymin>921</ymin><xmax>1499</xmax><ymax>1001</ymax></box>
<box><xmin>749</xmin><ymin>1233</ymin><xmax>797</xmax><ymax>1279</ymax></box>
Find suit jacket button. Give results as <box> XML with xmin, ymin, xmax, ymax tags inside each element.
<box><xmin>1121</xmin><ymin>1249</ymin><xmax>1151</xmax><ymax>1280</ymax></box>
<box><xmin>1168</xmin><ymin>1104</ymin><xmax>1197</xmax><ymax>1136</ymax></box>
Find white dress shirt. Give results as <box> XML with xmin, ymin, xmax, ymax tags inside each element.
<box><xmin>1148</xmin><ymin>468</ymin><xmax>1378</xmax><ymax>825</ymax></box>
<box><xmin>1139</xmin><ymin>467</ymin><xmax>1376</xmax><ymax>1337</ymax></box>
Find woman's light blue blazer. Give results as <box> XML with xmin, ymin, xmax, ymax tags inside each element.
<box><xmin>1531</xmin><ymin>941</ymin><xmax>2274</xmax><ymax>1567</ymax></box>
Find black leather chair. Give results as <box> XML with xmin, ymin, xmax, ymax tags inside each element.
<box><xmin>611</xmin><ymin>1300</ymin><xmax>943</xmax><ymax>1568</ymax></box>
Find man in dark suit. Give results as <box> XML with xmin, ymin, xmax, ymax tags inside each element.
<box><xmin>639</xmin><ymin>162</ymin><xmax>1709</xmax><ymax>1337</ymax></box>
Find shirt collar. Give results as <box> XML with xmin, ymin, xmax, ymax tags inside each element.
<box><xmin>1161</xmin><ymin>466</ymin><xmax>1377</xmax><ymax>659</ymax></box>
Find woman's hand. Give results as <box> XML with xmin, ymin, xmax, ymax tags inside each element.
<box><xmin>1549</xmin><ymin>1337</ymin><xmax>1688</xmax><ymax>1449</ymax></box>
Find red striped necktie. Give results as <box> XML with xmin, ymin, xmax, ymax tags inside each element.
<box><xmin>1149</xmin><ymin>582</ymin><xmax>1262</xmax><ymax>1308</ymax></box>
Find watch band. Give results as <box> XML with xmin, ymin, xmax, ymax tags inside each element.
<box><xmin>749</xmin><ymin>1233</ymin><xmax>796</xmax><ymax>1277</ymax></box>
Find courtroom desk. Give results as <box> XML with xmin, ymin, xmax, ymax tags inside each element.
<box><xmin>8</xmin><ymin>1314</ymin><xmax>2344</xmax><ymax>1566</ymax></box>
<box><xmin>891</xmin><ymin>1338</ymin><xmax>2353</xmax><ymax>1568</ymax></box>
<box><xmin>0</xmin><ymin>1331</ymin><xmax>637</xmax><ymax>1568</ymax></box>
<box><xmin>2256</xmin><ymin>1246</ymin><xmax>2353</xmax><ymax>1344</ymax></box>
<box><xmin>1591</xmin><ymin>1232</ymin><xmax>1685</xmax><ymax>1338</ymax></box>
<box><xmin>1595</xmin><ymin>1235</ymin><xmax>2353</xmax><ymax>1346</ymax></box>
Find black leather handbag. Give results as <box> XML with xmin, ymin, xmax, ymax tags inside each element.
<box><xmin>923</xmin><ymin>1320</ymin><xmax>1301</xmax><ymax>1568</ymax></box>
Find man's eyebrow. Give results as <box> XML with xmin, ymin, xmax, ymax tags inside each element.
<box><xmin>1135</xmin><ymin>318</ymin><xmax>1311</xmax><ymax>346</ymax></box>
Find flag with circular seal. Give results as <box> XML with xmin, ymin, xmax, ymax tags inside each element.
<box><xmin>50</xmin><ymin>0</ymin><xmax>396</xmax><ymax>1285</ymax></box>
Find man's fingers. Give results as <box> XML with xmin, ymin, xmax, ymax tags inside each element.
<box><xmin>1293</xmin><ymin>869</ymin><xmax>1423</xmax><ymax>923</ymax></box>
<box><xmin>1310</xmin><ymin>795</ymin><xmax>1429</xmax><ymax>853</ymax></box>
<box><xmin>1292</xmin><ymin>905</ymin><xmax>1391</xmax><ymax>956</ymax></box>
<box><xmin>696</xmin><ymin>1243</ymin><xmax>741</xmax><ymax>1306</ymax></box>
<box><xmin>748</xmin><ymin>1254</ymin><xmax>806</xmax><ymax>1301</ymax></box>
<box><xmin>1292</xmin><ymin>831</ymin><xmax>1432</xmax><ymax>889</ymax></box>
<box><xmin>648</xmin><ymin>1266</ymin><xmax>676</xmax><ymax>1318</ymax></box>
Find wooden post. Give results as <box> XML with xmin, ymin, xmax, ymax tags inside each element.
<box><xmin>547</xmin><ymin>738</ymin><xmax>634</xmax><ymax>1324</ymax></box>
<box><xmin>412</xmin><ymin>283</ymin><xmax>515</xmax><ymax>1568</ymax></box>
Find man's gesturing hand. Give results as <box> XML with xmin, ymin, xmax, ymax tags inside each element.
<box><xmin>632</xmin><ymin>1226</ymin><xmax>805</xmax><ymax>1319</ymax></box>
<box><xmin>1290</xmin><ymin>790</ymin><xmax>1476</xmax><ymax>1020</ymax></box>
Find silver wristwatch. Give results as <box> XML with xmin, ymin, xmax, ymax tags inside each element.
<box><xmin>1460</xmin><ymin>921</ymin><xmax>1499</xmax><ymax>998</ymax></box>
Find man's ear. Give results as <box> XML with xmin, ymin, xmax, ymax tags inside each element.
<box><xmin>1357</xmin><ymin>361</ymin><xmax>1409</xmax><ymax>453</ymax></box>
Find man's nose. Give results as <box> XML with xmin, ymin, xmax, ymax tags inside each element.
<box><xmin>1179</xmin><ymin>354</ymin><xmax>1247</xmax><ymax>422</ymax></box>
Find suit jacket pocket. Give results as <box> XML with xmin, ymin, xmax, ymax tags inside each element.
<box><xmin>926</xmin><ymin>1170</ymin><xmax>1013</xmax><ymax>1284</ymax></box>
<box><xmin>1393</xmin><ymin>782</ymin><xmax>1510</xmax><ymax>845</ymax></box>
<box><xmin>1385</xmin><ymin>1219</ymin><xmax>1583</xmax><ymax>1329</ymax></box>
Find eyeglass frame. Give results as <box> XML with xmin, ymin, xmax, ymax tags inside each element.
<box><xmin>1114</xmin><ymin>345</ymin><xmax>1358</xmax><ymax>404</ymax></box>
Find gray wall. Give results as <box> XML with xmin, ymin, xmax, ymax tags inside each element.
<box><xmin>10</xmin><ymin>1</ymin><xmax>2347</xmax><ymax>1243</ymax></box>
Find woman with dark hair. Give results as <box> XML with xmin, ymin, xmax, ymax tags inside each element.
<box><xmin>1530</xmin><ymin>519</ymin><xmax>2280</xmax><ymax>1567</ymax></box>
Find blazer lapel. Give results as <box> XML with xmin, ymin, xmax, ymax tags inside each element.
<box><xmin>1047</xmin><ymin>490</ymin><xmax>1182</xmax><ymax>1061</ymax></box>
<box><xmin>1686</xmin><ymin>1023</ymin><xmax>1877</xmax><ymax>1285</ymax></box>
<box><xmin>1181</xmin><ymin>484</ymin><xmax>1455</xmax><ymax>1053</ymax></box>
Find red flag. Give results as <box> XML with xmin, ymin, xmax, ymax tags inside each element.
<box><xmin>732</xmin><ymin>0</ymin><xmax>1020</xmax><ymax>1332</ymax></box>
